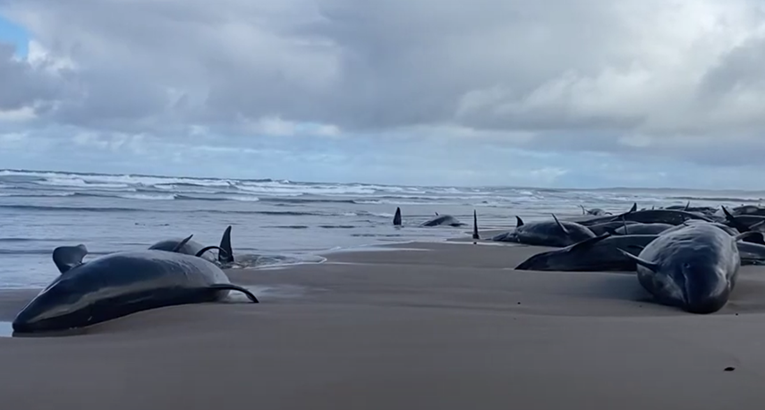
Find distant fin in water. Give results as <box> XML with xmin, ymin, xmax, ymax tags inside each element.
<box><xmin>219</xmin><ymin>226</ymin><xmax>234</xmax><ymax>263</ymax></box>
<box><xmin>472</xmin><ymin>210</ymin><xmax>480</xmax><ymax>240</ymax></box>
<box><xmin>172</xmin><ymin>235</ymin><xmax>194</xmax><ymax>253</ymax></box>
<box><xmin>393</xmin><ymin>207</ymin><xmax>402</xmax><ymax>226</ymax></box>
<box><xmin>52</xmin><ymin>244</ymin><xmax>88</xmax><ymax>274</ymax></box>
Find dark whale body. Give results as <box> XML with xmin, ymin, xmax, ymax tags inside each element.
<box><xmin>149</xmin><ymin>226</ymin><xmax>234</xmax><ymax>264</ymax></box>
<box><xmin>492</xmin><ymin>215</ymin><xmax>596</xmax><ymax>247</ymax></box>
<box><xmin>619</xmin><ymin>223</ymin><xmax>740</xmax><ymax>314</ymax></box>
<box><xmin>515</xmin><ymin>233</ymin><xmax>659</xmax><ymax>272</ymax></box>
<box><xmin>12</xmin><ymin>243</ymin><xmax>258</xmax><ymax>333</ymax></box>
<box><xmin>421</xmin><ymin>213</ymin><xmax>466</xmax><ymax>227</ymax></box>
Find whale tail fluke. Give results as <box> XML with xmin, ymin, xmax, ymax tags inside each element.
<box><xmin>472</xmin><ymin>210</ymin><xmax>480</xmax><ymax>240</ymax></box>
<box><xmin>219</xmin><ymin>226</ymin><xmax>234</xmax><ymax>263</ymax></box>
<box><xmin>52</xmin><ymin>244</ymin><xmax>88</xmax><ymax>274</ymax></box>
<box><xmin>393</xmin><ymin>207</ymin><xmax>402</xmax><ymax>226</ymax></box>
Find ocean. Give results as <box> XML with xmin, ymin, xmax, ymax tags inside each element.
<box><xmin>1</xmin><ymin>169</ymin><xmax>763</xmax><ymax>289</ymax></box>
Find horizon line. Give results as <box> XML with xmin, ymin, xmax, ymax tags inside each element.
<box><xmin>1</xmin><ymin>167</ymin><xmax>763</xmax><ymax>193</ymax></box>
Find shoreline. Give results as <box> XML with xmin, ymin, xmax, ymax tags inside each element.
<box><xmin>1</xmin><ymin>229</ymin><xmax>765</xmax><ymax>408</ymax></box>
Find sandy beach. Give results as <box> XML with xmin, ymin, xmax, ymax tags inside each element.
<box><xmin>1</xmin><ymin>233</ymin><xmax>765</xmax><ymax>409</ymax></box>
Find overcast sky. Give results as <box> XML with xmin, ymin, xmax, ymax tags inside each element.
<box><xmin>1</xmin><ymin>1</ymin><xmax>765</xmax><ymax>188</ymax></box>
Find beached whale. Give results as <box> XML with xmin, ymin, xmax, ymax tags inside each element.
<box><xmin>611</xmin><ymin>209</ymin><xmax>713</xmax><ymax>225</ymax></box>
<box><xmin>618</xmin><ymin>223</ymin><xmax>740</xmax><ymax>314</ymax></box>
<box><xmin>580</xmin><ymin>205</ymin><xmax>609</xmax><ymax>216</ymax></box>
<box><xmin>391</xmin><ymin>208</ymin><xmax>465</xmax><ymax>227</ymax></box>
<box><xmin>492</xmin><ymin>214</ymin><xmax>596</xmax><ymax>247</ymax></box>
<box><xmin>586</xmin><ymin>220</ymin><xmax>640</xmax><ymax>236</ymax></box>
<box><xmin>421</xmin><ymin>212</ymin><xmax>466</xmax><ymax>227</ymax></box>
<box><xmin>12</xmin><ymin>240</ymin><xmax>259</xmax><ymax>333</ymax></box>
<box><xmin>721</xmin><ymin>207</ymin><xmax>765</xmax><ymax>233</ymax></box>
<box><xmin>614</xmin><ymin>222</ymin><xmax>673</xmax><ymax>235</ymax></box>
<box><xmin>149</xmin><ymin>226</ymin><xmax>235</xmax><ymax>264</ymax></box>
<box><xmin>515</xmin><ymin>233</ymin><xmax>659</xmax><ymax>272</ymax></box>
<box><xmin>572</xmin><ymin>203</ymin><xmax>639</xmax><ymax>227</ymax></box>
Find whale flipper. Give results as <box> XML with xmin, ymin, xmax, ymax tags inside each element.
<box><xmin>617</xmin><ymin>248</ymin><xmax>659</xmax><ymax>271</ymax></box>
<box><xmin>735</xmin><ymin>231</ymin><xmax>765</xmax><ymax>245</ymax></box>
<box><xmin>52</xmin><ymin>244</ymin><xmax>88</xmax><ymax>274</ymax></box>
<box><xmin>568</xmin><ymin>233</ymin><xmax>611</xmax><ymax>252</ymax></box>
<box><xmin>219</xmin><ymin>226</ymin><xmax>234</xmax><ymax>263</ymax></box>
<box><xmin>551</xmin><ymin>214</ymin><xmax>569</xmax><ymax>235</ymax></box>
<box><xmin>209</xmin><ymin>283</ymin><xmax>259</xmax><ymax>303</ymax></box>
<box><xmin>393</xmin><ymin>207</ymin><xmax>402</xmax><ymax>226</ymax></box>
<box><xmin>195</xmin><ymin>246</ymin><xmax>230</xmax><ymax>259</ymax></box>
<box><xmin>172</xmin><ymin>235</ymin><xmax>194</xmax><ymax>253</ymax></box>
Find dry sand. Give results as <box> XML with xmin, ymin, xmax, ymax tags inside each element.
<box><xmin>1</xmin><ymin>234</ymin><xmax>765</xmax><ymax>409</ymax></box>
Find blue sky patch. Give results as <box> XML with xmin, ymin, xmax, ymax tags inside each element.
<box><xmin>0</xmin><ymin>15</ymin><xmax>29</xmax><ymax>58</ymax></box>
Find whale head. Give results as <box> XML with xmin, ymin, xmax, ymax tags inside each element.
<box><xmin>675</xmin><ymin>260</ymin><xmax>733</xmax><ymax>314</ymax></box>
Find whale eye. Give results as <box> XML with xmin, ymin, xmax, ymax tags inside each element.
<box><xmin>683</xmin><ymin>262</ymin><xmax>692</xmax><ymax>270</ymax></box>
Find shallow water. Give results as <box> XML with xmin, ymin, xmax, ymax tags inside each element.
<box><xmin>0</xmin><ymin>169</ymin><xmax>760</xmax><ymax>289</ymax></box>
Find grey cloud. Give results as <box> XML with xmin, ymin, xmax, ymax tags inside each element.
<box><xmin>3</xmin><ymin>0</ymin><xmax>765</xmax><ymax>168</ymax></box>
<box><xmin>0</xmin><ymin>42</ymin><xmax>63</xmax><ymax>110</ymax></box>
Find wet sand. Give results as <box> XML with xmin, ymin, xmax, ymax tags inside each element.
<box><xmin>1</xmin><ymin>236</ymin><xmax>765</xmax><ymax>409</ymax></box>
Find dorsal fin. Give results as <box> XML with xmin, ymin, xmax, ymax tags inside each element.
<box><xmin>516</xmin><ymin>216</ymin><xmax>524</xmax><ymax>227</ymax></box>
<box><xmin>568</xmin><ymin>233</ymin><xmax>611</xmax><ymax>252</ymax></box>
<box><xmin>393</xmin><ymin>207</ymin><xmax>402</xmax><ymax>226</ymax></box>
<box><xmin>580</xmin><ymin>205</ymin><xmax>586</xmax><ymax>215</ymax></box>
<box><xmin>684</xmin><ymin>201</ymin><xmax>691</xmax><ymax>211</ymax></box>
<box><xmin>722</xmin><ymin>206</ymin><xmax>750</xmax><ymax>232</ymax></box>
<box><xmin>472</xmin><ymin>210</ymin><xmax>480</xmax><ymax>240</ymax></box>
<box><xmin>617</xmin><ymin>248</ymin><xmax>659</xmax><ymax>271</ymax></box>
<box><xmin>218</xmin><ymin>226</ymin><xmax>234</xmax><ymax>263</ymax></box>
<box><xmin>172</xmin><ymin>235</ymin><xmax>194</xmax><ymax>253</ymax></box>
<box><xmin>551</xmin><ymin>213</ymin><xmax>569</xmax><ymax>235</ymax></box>
<box><xmin>52</xmin><ymin>244</ymin><xmax>88</xmax><ymax>274</ymax></box>
<box><xmin>629</xmin><ymin>203</ymin><xmax>637</xmax><ymax>213</ymax></box>
<box><xmin>435</xmin><ymin>212</ymin><xmax>439</xmax><ymax>216</ymax></box>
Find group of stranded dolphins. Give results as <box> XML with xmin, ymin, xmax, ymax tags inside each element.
<box><xmin>11</xmin><ymin>201</ymin><xmax>765</xmax><ymax>334</ymax></box>
<box><xmin>397</xmin><ymin>202</ymin><xmax>765</xmax><ymax>315</ymax></box>
<box><xmin>11</xmin><ymin>226</ymin><xmax>259</xmax><ymax>334</ymax></box>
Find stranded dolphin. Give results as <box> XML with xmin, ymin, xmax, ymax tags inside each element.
<box><xmin>149</xmin><ymin>226</ymin><xmax>235</xmax><ymax>264</ymax></box>
<box><xmin>12</xmin><ymin>240</ymin><xmax>259</xmax><ymax>333</ymax></box>
<box><xmin>618</xmin><ymin>223</ymin><xmax>740</xmax><ymax>314</ymax></box>
<box><xmin>515</xmin><ymin>233</ymin><xmax>659</xmax><ymax>272</ymax></box>
<box><xmin>492</xmin><ymin>214</ymin><xmax>596</xmax><ymax>247</ymax></box>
